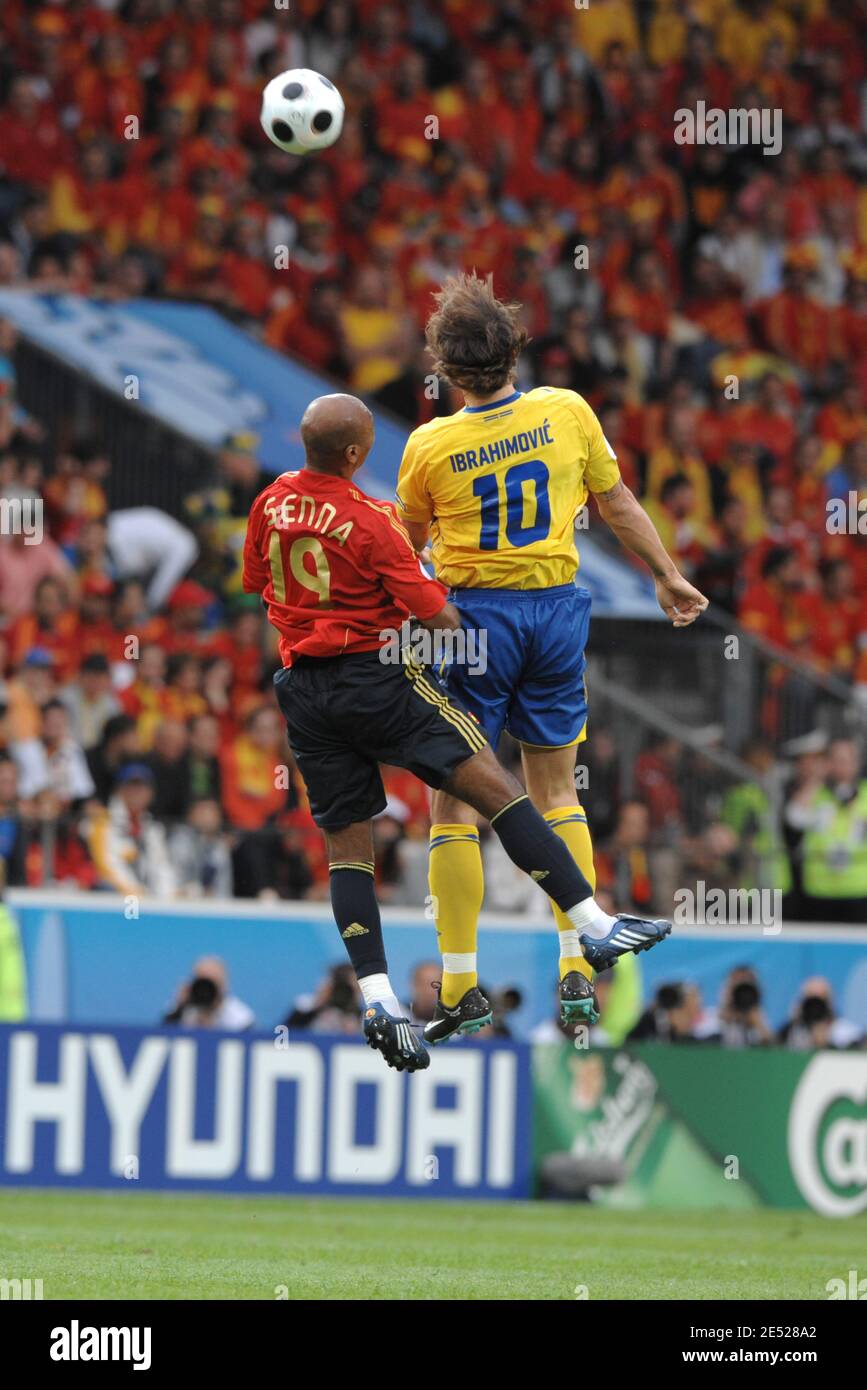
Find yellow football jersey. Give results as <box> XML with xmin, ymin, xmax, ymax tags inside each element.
<box><xmin>395</xmin><ymin>387</ymin><xmax>621</xmax><ymax>589</ymax></box>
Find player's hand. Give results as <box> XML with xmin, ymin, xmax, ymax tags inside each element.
<box><xmin>654</xmin><ymin>572</ymin><xmax>709</xmax><ymax>627</ymax></box>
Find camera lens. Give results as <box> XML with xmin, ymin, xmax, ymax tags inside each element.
<box><xmin>731</xmin><ymin>981</ymin><xmax>760</xmax><ymax>1013</ymax></box>
<box><xmin>801</xmin><ymin>995</ymin><xmax>831</xmax><ymax>1026</ymax></box>
<box><xmin>189</xmin><ymin>976</ymin><xmax>219</xmax><ymax>1008</ymax></box>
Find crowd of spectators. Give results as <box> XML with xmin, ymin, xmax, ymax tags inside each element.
<box><xmin>575</xmin><ymin>727</ymin><xmax>867</xmax><ymax>922</ymax></box>
<box><xmin>1</xmin><ymin>0</ymin><xmax>866</xmax><ymax>687</ymax></box>
<box><xmin>0</xmin><ymin>1</ymin><xmax>865</xmax><ymax>922</ymax></box>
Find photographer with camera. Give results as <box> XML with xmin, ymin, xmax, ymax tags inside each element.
<box><xmin>283</xmin><ymin>962</ymin><xmax>363</xmax><ymax>1034</ymax></box>
<box><xmin>627</xmin><ymin>980</ymin><xmax>703</xmax><ymax>1043</ymax></box>
<box><xmin>711</xmin><ymin>965</ymin><xmax>773</xmax><ymax>1047</ymax></box>
<box><xmin>777</xmin><ymin>976</ymin><xmax>862</xmax><ymax>1051</ymax></box>
<box><xmin>163</xmin><ymin>955</ymin><xmax>254</xmax><ymax>1031</ymax></box>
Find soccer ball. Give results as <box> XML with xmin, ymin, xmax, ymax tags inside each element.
<box><xmin>260</xmin><ymin>68</ymin><xmax>345</xmax><ymax>156</ymax></box>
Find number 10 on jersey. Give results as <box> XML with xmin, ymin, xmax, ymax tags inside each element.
<box><xmin>472</xmin><ymin>459</ymin><xmax>551</xmax><ymax>549</ymax></box>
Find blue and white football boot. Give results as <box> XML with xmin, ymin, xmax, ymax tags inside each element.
<box><xmin>579</xmin><ymin>916</ymin><xmax>672</xmax><ymax>973</ymax></box>
<box><xmin>363</xmin><ymin>1002</ymin><xmax>430</xmax><ymax>1071</ymax></box>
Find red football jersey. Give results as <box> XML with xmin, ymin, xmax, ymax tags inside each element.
<box><xmin>242</xmin><ymin>468</ymin><xmax>447</xmax><ymax>665</ymax></box>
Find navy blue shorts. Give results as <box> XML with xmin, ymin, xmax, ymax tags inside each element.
<box><xmin>274</xmin><ymin>651</ymin><xmax>487</xmax><ymax>829</ymax></box>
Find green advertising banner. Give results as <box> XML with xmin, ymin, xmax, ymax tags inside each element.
<box><xmin>533</xmin><ymin>1043</ymin><xmax>867</xmax><ymax>1215</ymax></box>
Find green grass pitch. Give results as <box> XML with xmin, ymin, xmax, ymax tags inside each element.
<box><xmin>0</xmin><ymin>1190</ymin><xmax>863</xmax><ymax>1300</ymax></box>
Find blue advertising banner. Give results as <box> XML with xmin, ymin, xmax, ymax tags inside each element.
<box><xmin>0</xmin><ymin>1022</ymin><xmax>532</xmax><ymax>1199</ymax></box>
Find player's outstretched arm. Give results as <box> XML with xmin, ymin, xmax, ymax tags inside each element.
<box><xmin>594</xmin><ymin>480</ymin><xmax>708</xmax><ymax>628</ymax></box>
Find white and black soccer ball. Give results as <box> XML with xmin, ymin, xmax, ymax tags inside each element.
<box><xmin>260</xmin><ymin>68</ymin><xmax>345</xmax><ymax>156</ymax></box>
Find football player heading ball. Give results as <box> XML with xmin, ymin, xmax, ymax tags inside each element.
<box><xmin>243</xmin><ymin>393</ymin><xmax>675</xmax><ymax>1073</ymax></box>
<box><xmin>396</xmin><ymin>273</ymin><xmax>708</xmax><ymax>1043</ymax></box>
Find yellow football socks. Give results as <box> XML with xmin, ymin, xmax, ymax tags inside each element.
<box><xmin>544</xmin><ymin>805</ymin><xmax>596</xmax><ymax>983</ymax></box>
<box><xmin>428</xmin><ymin>823</ymin><xmax>483</xmax><ymax>1006</ymax></box>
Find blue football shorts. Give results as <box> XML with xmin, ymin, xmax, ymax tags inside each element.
<box><xmin>441</xmin><ymin>582</ymin><xmax>591</xmax><ymax>749</ymax></box>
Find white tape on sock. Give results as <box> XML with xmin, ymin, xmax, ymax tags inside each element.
<box><xmin>558</xmin><ymin>929</ymin><xmax>583</xmax><ymax>959</ymax></box>
<box><xmin>442</xmin><ymin>953</ymin><xmax>477</xmax><ymax>974</ymax></box>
